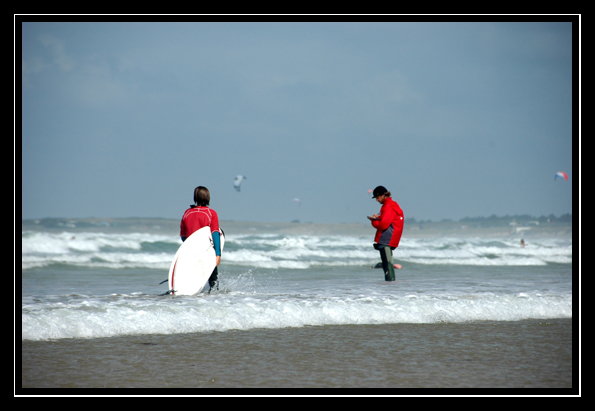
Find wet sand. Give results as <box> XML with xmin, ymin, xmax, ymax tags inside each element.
<box><xmin>20</xmin><ymin>318</ymin><xmax>574</xmax><ymax>393</ymax></box>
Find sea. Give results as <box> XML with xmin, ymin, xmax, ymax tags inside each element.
<box><xmin>19</xmin><ymin>220</ymin><xmax>576</xmax><ymax>393</ymax></box>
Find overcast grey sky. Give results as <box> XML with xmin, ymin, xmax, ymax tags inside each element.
<box><xmin>20</xmin><ymin>20</ymin><xmax>576</xmax><ymax>224</ymax></box>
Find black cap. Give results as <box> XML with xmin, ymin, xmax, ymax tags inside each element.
<box><xmin>372</xmin><ymin>186</ymin><xmax>388</xmax><ymax>198</ymax></box>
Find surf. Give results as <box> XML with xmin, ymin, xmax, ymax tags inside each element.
<box><xmin>21</xmin><ymin>288</ymin><xmax>572</xmax><ymax>341</ymax></box>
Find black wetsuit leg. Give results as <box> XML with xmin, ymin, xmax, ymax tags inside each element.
<box><xmin>378</xmin><ymin>246</ymin><xmax>396</xmax><ymax>281</ymax></box>
<box><xmin>208</xmin><ymin>266</ymin><xmax>219</xmax><ymax>292</ymax></box>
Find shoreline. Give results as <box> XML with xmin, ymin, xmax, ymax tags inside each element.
<box><xmin>21</xmin><ymin>217</ymin><xmax>572</xmax><ymax>239</ymax></box>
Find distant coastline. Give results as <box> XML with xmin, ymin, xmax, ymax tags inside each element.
<box><xmin>21</xmin><ymin>216</ymin><xmax>573</xmax><ymax>238</ymax></box>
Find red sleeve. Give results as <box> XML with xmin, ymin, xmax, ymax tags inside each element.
<box><xmin>210</xmin><ymin>209</ymin><xmax>220</xmax><ymax>233</ymax></box>
<box><xmin>372</xmin><ymin>203</ymin><xmax>396</xmax><ymax>231</ymax></box>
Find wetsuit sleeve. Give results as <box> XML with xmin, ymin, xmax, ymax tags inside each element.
<box><xmin>372</xmin><ymin>205</ymin><xmax>396</xmax><ymax>231</ymax></box>
<box><xmin>212</xmin><ymin>231</ymin><xmax>221</xmax><ymax>256</ymax></box>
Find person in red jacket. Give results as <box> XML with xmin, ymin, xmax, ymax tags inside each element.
<box><xmin>367</xmin><ymin>186</ymin><xmax>404</xmax><ymax>281</ymax></box>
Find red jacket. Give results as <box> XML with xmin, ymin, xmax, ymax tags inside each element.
<box><xmin>371</xmin><ymin>197</ymin><xmax>404</xmax><ymax>248</ymax></box>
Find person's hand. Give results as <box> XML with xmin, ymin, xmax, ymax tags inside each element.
<box><xmin>215</xmin><ymin>256</ymin><xmax>221</xmax><ymax>266</ymax></box>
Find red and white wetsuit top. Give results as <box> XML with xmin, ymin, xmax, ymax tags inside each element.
<box><xmin>180</xmin><ymin>206</ymin><xmax>220</xmax><ymax>239</ymax></box>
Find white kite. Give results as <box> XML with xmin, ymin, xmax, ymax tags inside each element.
<box><xmin>234</xmin><ymin>175</ymin><xmax>247</xmax><ymax>191</ymax></box>
<box><xmin>292</xmin><ymin>198</ymin><xmax>301</xmax><ymax>208</ymax></box>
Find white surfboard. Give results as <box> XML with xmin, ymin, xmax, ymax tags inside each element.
<box><xmin>167</xmin><ymin>226</ymin><xmax>225</xmax><ymax>296</ymax></box>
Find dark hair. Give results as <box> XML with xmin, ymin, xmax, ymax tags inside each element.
<box><xmin>192</xmin><ymin>186</ymin><xmax>210</xmax><ymax>207</ymax></box>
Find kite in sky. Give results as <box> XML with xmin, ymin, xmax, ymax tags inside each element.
<box><xmin>555</xmin><ymin>171</ymin><xmax>568</xmax><ymax>181</ymax></box>
<box><xmin>234</xmin><ymin>175</ymin><xmax>247</xmax><ymax>191</ymax></box>
<box><xmin>292</xmin><ymin>198</ymin><xmax>301</xmax><ymax>208</ymax></box>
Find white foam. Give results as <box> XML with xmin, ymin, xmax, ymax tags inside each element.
<box><xmin>21</xmin><ymin>231</ymin><xmax>573</xmax><ymax>341</ymax></box>
<box><xmin>22</xmin><ymin>231</ymin><xmax>572</xmax><ymax>270</ymax></box>
<box><xmin>21</xmin><ymin>290</ymin><xmax>572</xmax><ymax>341</ymax></box>
<box><xmin>21</xmin><ymin>231</ymin><xmax>180</xmax><ymax>269</ymax></box>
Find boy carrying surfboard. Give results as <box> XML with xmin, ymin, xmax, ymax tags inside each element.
<box><xmin>180</xmin><ymin>186</ymin><xmax>222</xmax><ymax>292</ymax></box>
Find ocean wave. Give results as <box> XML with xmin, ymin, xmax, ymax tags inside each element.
<box><xmin>22</xmin><ymin>231</ymin><xmax>572</xmax><ymax>270</ymax></box>
<box><xmin>21</xmin><ymin>290</ymin><xmax>572</xmax><ymax>341</ymax></box>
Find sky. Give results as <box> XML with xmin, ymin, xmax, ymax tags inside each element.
<box><xmin>20</xmin><ymin>19</ymin><xmax>577</xmax><ymax>224</ymax></box>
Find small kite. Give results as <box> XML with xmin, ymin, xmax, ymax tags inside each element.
<box><xmin>292</xmin><ymin>198</ymin><xmax>301</xmax><ymax>208</ymax></box>
<box><xmin>234</xmin><ymin>175</ymin><xmax>247</xmax><ymax>191</ymax></box>
<box><xmin>555</xmin><ymin>171</ymin><xmax>568</xmax><ymax>181</ymax></box>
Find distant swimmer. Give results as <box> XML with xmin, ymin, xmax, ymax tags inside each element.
<box><xmin>367</xmin><ymin>186</ymin><xmax>404</xmax><ymax>282</ymax></box>
<box><xmin>521</xmin><ymin>239</ymin><xmax>527</xmax><ymax>248</ymax></box>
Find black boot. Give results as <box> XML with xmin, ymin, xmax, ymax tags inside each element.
<box><xmin>208</xmin><ymin>280</ymin><xmax>219</xmax><ymax>294</ymax></box>
<box><xmin>208</xmin><ymin>267</ymin><xmax>219</xmax><ymax>293</ymax></box>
